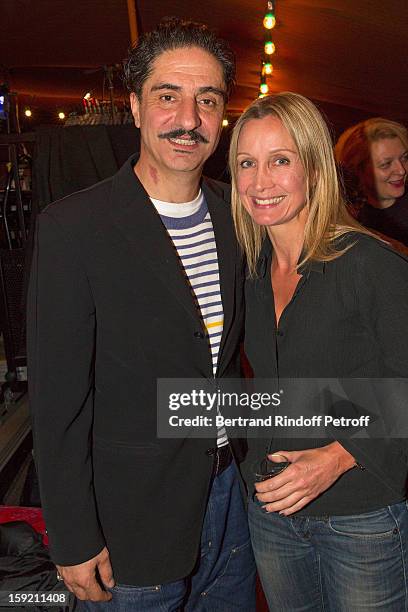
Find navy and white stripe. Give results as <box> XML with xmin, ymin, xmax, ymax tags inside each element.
<box><xmin>151</xmin><ymin>191</ymin><xmax>227</xmax><ymax>447</ymax></box>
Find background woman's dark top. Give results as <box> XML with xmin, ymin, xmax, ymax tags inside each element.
<box><xmin>359</xmin><ymin>193</ymin><xmax>408</xmax><ymax>247</ymax></box>
<box><xmin>243</xmin><ymin>234</ymin><xmax>408</xmax><ymax>515</ymax></box>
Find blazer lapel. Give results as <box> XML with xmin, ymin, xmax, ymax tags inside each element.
<box><xmin>202</xmin><ymin>179</ymin><xmax>237</xmax><ymax>362</ymax></box>
<box><xmin>109</xmin><ymin>156</ymin><xmax>202</xmax><ymax>326</ymax></box>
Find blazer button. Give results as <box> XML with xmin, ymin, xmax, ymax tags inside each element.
<box><xmin>194</xmin><ymin>331</ymin><xmax>205</xmax><ymax>339</ymax></box>
<box><xmin>205</xmin><ymin>448</ymin><xmax>216</xmax><ymax>456</ymax></box>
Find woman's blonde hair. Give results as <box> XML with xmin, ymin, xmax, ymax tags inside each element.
<box><xmin>335</xmin><ymin>117</ymin><xmax>408</xmax><ymax>206</ymax></box>
<box><xmin>229</xmin><ymin>92</ymin><xmax>374</xmax><ymax>276</ymax></box>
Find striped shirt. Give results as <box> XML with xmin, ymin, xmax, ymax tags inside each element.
<box><xmin>151</xmin><ymin>190</ymin><xmax>227</xmax><ymax>447</ymax></box>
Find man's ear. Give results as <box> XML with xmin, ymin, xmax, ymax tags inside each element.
<box><xmin>130</xmin><ymin>92</ymin><xmax>141</xmax><ymax>128</ymax></box>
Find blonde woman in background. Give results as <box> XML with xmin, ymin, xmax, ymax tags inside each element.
<box><xmin>229</xmin><ymin>92</ymin><xmax>408</xmax><ymax>611</ymax></box>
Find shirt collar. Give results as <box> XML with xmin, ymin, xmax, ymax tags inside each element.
<box><xmin>256</xmin><ymin>237</ymin><xmax>325</xmax><ymax>276</ymax></box>
<box><xmin>298</xmin><ymin>259</ymin><xmax>325</xmax><ymax>275</ymax></box>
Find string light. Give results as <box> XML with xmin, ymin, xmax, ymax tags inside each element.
<box><xmin>259</xmin><ymin>1</ymin><xmax>277</xmax><ymax>97</ymax></box>
<box><xmin>263</xmin><ymin>1</ymin><xmax>276</xmax><ymax>29</ymax></box>
<box><xmin>263</xmin><ymin>13</ymin><xmax>276</xmax><ymax>29</ymax></box>
<box><xmin>262</xmin><ymin>61</ymin><xmax>273</xmax><ymax>76</ymax></box>
<box><xmin>58</xmin><ymin>111</ymin><xmax>65</xmax><ymax>120</ymax></box>
<box><xmin>222</xmin><ymin>118</ymin><xmax>229</xmax><ymax>127</ymax></box>
<box><xmin>24</xmin><ymin>108</ymin><xmax>32</xmax><ymax>117</ymax></box>
<box><xmin>264</xmin><ymin>41</ymin><xmax>276</xmax><ymax>55</ymax></box>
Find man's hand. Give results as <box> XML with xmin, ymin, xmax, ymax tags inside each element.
<box><xmin>255</xmin><ymin>442</ymin><xmax>356</xmax><ymax>515</ymax></box>
<box><xmin>56</xmin><ymin>546</ymin><xmax>115</xmax><ymax>601</ymax></box>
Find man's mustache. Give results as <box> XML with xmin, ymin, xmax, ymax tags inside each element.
<box><xmin>159</xmin><ymin>128</ymin><xmax>209</xmax><ymax>144</ymax></box>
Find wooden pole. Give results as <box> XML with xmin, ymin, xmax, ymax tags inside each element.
<box><xmin>127</xmin><ymin>0</ymin><xmax>138</xmax><ymax>47</ymax></box>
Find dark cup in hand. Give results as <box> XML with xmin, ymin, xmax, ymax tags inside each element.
<box><xmin>254</xmin><ymin>453</ymin><xmax>289</xmax><ymax>482</ymax></box>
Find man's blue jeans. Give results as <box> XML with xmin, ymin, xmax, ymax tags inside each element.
<box><xmin>248</xmin><ymin>497</ymin><xmax>408</xmax><ymax>611</ymax></box>
<box><xmin>77</xmin><ymin>463</ymin><xmax>256</xmax><ymax>611</ymax></box>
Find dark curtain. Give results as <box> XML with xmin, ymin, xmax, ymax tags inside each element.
<box><xmin>32</xmin><ymin>124</ymin><xmax>140</xmax><ymax>214</ymax></box>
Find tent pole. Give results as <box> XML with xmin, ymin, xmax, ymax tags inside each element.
<box><xmin>127</xmin><ymin>0</ymin><xmax>138</xmax><ymax>47</ymax></box>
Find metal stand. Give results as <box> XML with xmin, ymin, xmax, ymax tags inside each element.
<box><xmin>0</xmin><ymin>88</ymin><xmax>32</xmax><ymax>403</ymax></box>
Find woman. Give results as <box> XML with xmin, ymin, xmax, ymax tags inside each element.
<box><xmin>229</xmin><ymin>92</ymin><xmax>408</xmax><ymax>611</ymax></box>
<box><xmin>335</xmin><ymin>117</ymin><xmax>408</xmax><ymax>248</ymax></box>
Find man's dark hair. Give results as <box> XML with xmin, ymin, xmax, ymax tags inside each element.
<box><xmin>123</xmin><ymin>17</ymin><xmax>236</xmax><ymax>100</ymax></box>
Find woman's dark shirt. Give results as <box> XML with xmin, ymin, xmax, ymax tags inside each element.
<box><xmin>243</xmin><ymin>233</ymin><xmax>408</xmax><ymax>515</ymax></box>
<box><xmin>359</xmin><ymin>192</ymin><xmax>408</xmax><ymax>247</ymax></box>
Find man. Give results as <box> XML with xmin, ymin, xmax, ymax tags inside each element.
<box><xmin>27</xmin><ymin>18</ymin><xmax>256</xmax><ymax>611</ymax></box>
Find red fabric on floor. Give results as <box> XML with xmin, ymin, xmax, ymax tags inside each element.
<box><xmin>0</xmin><ymin>506</ymin><xmax>48</xmax><ymax>545</ymax></box>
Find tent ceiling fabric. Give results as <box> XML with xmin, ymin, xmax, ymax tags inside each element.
<box><xmin>2</xmin><ymin>0</ymin><xmax>408</xmax><ymax>126</ymax></box>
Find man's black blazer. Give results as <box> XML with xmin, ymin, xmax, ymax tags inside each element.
<box><xmin>27</xmin><ymin>155</ymin><xmax>245</xmax><ymax>586</ymax></box>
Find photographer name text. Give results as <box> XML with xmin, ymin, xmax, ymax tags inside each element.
<box><xmin>168</xmin><ymin>415</ymin><xmax>371</xmax><ymax>428</ymax></box>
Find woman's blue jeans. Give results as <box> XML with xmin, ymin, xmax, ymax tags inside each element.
<box><xmin>248</xmin><ymin>497</ymin><xmax>408</xmax><ymax>611</ymax></box>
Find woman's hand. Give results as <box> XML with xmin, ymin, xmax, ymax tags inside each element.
<box><xmin>255</xmin><ymin>442</ymin><xmax>356</xmax><ymax>515</ymax></box>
